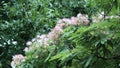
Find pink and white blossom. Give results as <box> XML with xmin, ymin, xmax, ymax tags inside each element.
<box><xmin>12</xmin><ymin>13</ymin><xmax>90</xmax><ymax>68</ymax></box>
<box><xmin>26</xmin><ymin>41</ymin><xmax>32</xmax><ymax>46</ymax></box>
<box><xmin>11</xmin><ymin>54</ymin><xmax>25</xmax><ymax>67</ymax></box>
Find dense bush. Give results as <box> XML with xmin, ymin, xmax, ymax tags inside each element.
<box><xmin>56</xmin><ymin>18</ymin><xmax>120</xmax><ymax>68</ymax></box>
<box><xmin>15</xmin><ymin>18</ymin><xmax>120</xmax><ymax>68</ymax></box>
<box><xmin>0</xmin><ymin>0</ymin><xmax>119</xmax><ymax>68</ymax></box>
<box><xmin>0</xmin><ymin>0</ymin><xmax>91</xmax><ymax>68</ymax></box>
<box><xmin>10</xmin><ymin>13</ymin><xmax>89</xmax><ymax>68</ymax></box>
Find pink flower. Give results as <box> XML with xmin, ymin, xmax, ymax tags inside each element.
<box><xmin>36</xmin><ymin>34</ymin><xmax>50</xmax><ymax>47</ymax></box>
<box><xmin>11</xmin><ymin>54</ymin><xmax>25</xmax><ymax>67</ymax></box>
<box><xmin>47</xmin><ymin>32</ymin><xmax>59</xmax><ymax>41</ymax></box>
<box><xmin>26</xmin><ymin>41</ymin><xmax>32</xmax><ymax>46</ymax></box>
<box><xmin>56</xmin><ymin>22</ymin><xmax>66</xmax><ymax>29</ymax></box>
<box><xmin>77</xmin><ymin>13</ymin><xmax>82</xmax><ymax>18</ymax></box>
<box><xmin>70</xmin><ymin>17</ymin><xmax>78</xmax><ymax>25</ymax></box>
<box><xmin>43</xmin><ymin>38</ymin><xmax>50</xmax><ymax>47</ymax></box>
<box><xmin>52</xmin><ymin>25</ymin><xmax>63</xmax><ymax>34</ymax></box>
<box><xmin>40</xmin><ymin>34</ymin><xmax>47</xmax><ymax>39</ymax></box>
<box><xmin>77</xmin><ymin>14</ymin><xmax>90</xmax><ymax>25</ymax></box>
<box><xmin>62</xmin><ymin>18</ymin><xmax>72</xmax><ymax>26</ymax></box>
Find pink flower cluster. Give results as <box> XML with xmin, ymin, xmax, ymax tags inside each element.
<box><xmin>24</xmin><ymin>13</ymin><xmax>90</xmax><ymax>51</ymax></box>
<box><xmin>11</xmin><ymin>54</ymin><xmax>25</xmax><ymax>68</ymax></box>
<box><xmin>11</xmin><ymin>13</ymin><xmax>90</xmax><ymax>67</ymax></box>
<box><xmin>29</xmin><ymin>13</ymin><xmax>89</xmax><ymax>46</ymax></box>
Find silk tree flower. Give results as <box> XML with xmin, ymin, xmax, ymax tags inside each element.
<box><xmin>82</xmin><ymin>15</ymin><xmax>90</xmax><ymax>25</ymax></box>
<box><xmin>38</xmin><ymin>34</ymin><xmax>47</xmax><ymax>43</ymax></box>
<box><xmin>42</xmin><ymin>37</ymin><xmax>50</xmax><ymax>47</ymax></box>
<box><xmin>47</xmin><ymin>31</ymin><xmax>59</xmax><ymax>41</ymax></box>
<box><xmin>35</xmin><ymin>34</ymin><xmax>50</xmax><ymax>47</ymax></box>
<box><xmin>39</xmin><ymin>34</ymin><xmax>47</xmax><ymax>39</ymax></box>
<box><xmin>70</xmin><ymin>17</ymin><xmax>78</xmax><ymax>25</ymax></box>
<box><xmin>37</xmin><ymin>39</ymin><xmax>42</xmax><ymax>44</ymax></box>
<box><xmin>26</xmin><ymin>41</ymin><xmax>32</xmax><ymax>46</ymax></box>
<box><xmin>36</xmin><ymin>35</ymin><xmax>41</xmax><ymax>39</ymax></box>
<box><xmin>36</xmin><ymin>34</ymin><xmax>50</xmax><ymax>47</ymax></box>
<box><xmin>77</xmin><ymin>13</ymin><xmax>82</xmax><ymax>17</ymax></box>
<box><xmin>47</xmin><ymin>23</ymin><xmax>64</xmax><ymax>41</ymax></box>
<box><xmin>77</xmin><ymin>14</ymin><xmax>90</xmax><ymax>25</ymax></box>
<box><xmin>56</xmin><ymin>21</ymin><xmax>66</xmax><ymax>29</ymax></box>
<box><xmin>25</xmin><ymin>13</ymin><xmax>90</xmax><ymax>49</ymax></box>
<box><xmin>62</xmin><ymin>18</ymin><xmax>72</xmax><ymax>26</ymax></box>
<box><xmin>48</xmin><ymin>26</ymin><xmax>62</xmax><ymax>40</ymax></box>
<box><xmin>52</xmin><ymin>25</ymin><xmax>63</xmax><ymax>34</ymax></box>
<box><xmin>11</xmin><ymin>54</ymin><xmax>25</xmax><ymax>68</ymax></box>
<box><xmin>40</xmin><ymin>35</ymin><xmax>50</xmax><ymax>47</ymax></box>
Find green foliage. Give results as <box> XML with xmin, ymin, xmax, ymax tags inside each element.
<box><xmin>19</xmin><ymin>18</ymin><xmax>120</xmax><ymax>68</ymax></box>
<box><xmin>69</xmin><ymin>19</ymin><xmax>120</xmax><ymax>68</ymax></box>
<box><xmin>0</xmin><ymin>0</ymin><xmax>90</xmax><ymax>68</ymax></box>
<box><xmin>0</xmin><ymin>0</ymin><xmax>120</xmax><ymax>68</ymax></box>
<box><xmin>49</xmin><ymin>18</ymin><xmax>120</xmax><ymax>68</ymax></box>
<box><xmin>18</xmin><ymin>0</ymin><xmax>120</xmax><ymax>68</ymax></box>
